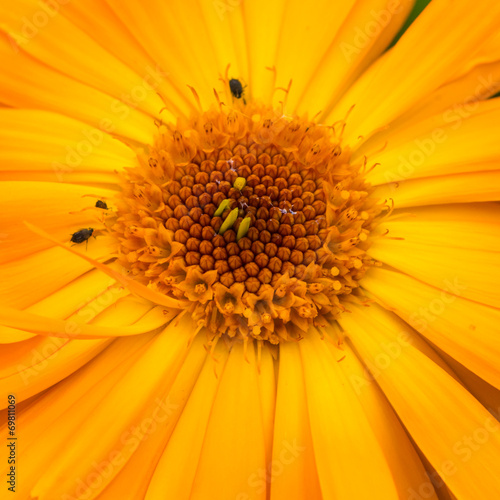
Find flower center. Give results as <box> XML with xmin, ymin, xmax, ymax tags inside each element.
<box><xmin>112</xmin><ymin>103</ymin><xmax>385</xmax><ymax>343</ymax></box>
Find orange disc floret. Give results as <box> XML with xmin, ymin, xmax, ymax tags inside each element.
<box><xmin>111</xmin><ymin>103</ymin><xmax>387</xmax><ymax>343</ymax></box>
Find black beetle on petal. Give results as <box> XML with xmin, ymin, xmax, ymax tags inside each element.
<box><xmin>70</xmin><ymin>228</ymin><xmax>95</xmax><ymax>249</ymax></box>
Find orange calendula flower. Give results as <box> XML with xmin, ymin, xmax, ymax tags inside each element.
<box><xmin>1</xmin><ymin>0</ymin><xmax>500</xmax><ymax>499</ymax></box>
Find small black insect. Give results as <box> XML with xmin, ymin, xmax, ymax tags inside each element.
<box><xmin>95</xmin><ymin>200</ymin><xmax>108</xmax><ymax>209</ymax></box>
<box><xmin>229</xmin><ymin>78</ymin><xmax>244</xmax><ymax>99</ymax></box>
<box><xmin>70</xmin><ymin>228</ymin><xmax>95</xmax><ymax>249</ymax></box>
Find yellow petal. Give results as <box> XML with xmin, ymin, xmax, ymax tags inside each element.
<box><xmin>299</xmin><ymin>330</ymin><xmax>399</xmax><ymax>499</ymax></box>
<box><xmin>0</xmin><ymin>333</ymin><xmax>155</xmax><ymax>497</ymax></box>
<box><xmin>257</xmin><ymin>344</ymin><xmax>276</xmax><ymax>469</ymax></box>
<box><xmin>362</xmin><ymin>266</ymin><xmax>500</xmax><ymax>390</ymax></box>
<box><xmin>330</xmin><ymin>0</ymin><xmax>500</xmax><ymax>143</ymax></box>
<box><xmin>375</xmin><ymin>203</ymin><xmax>500</xmax><ymax>250</ymax></box>
<box><xmin>332</xmin><ymin>340</ymin><xmax>438</xmax><ymax>498</ymax></box>
<box><xmin>145</xmin><ymin>341</ymin><xmax>228</xmax><ymax>500</ymax></box>
<box><xmin>380</xmin><ymin>60</ymin><xmax>500</xmax><ymax>135</ymax></box>
<box><xmin>27</xmin><ymin>266</ymin><xmax>128</xmax><ymax>319</ymax></box>
<box><xmin>0</xmin><ymin>301</ymin><xmax>169</xmax><ymax>340</ymax></box>
<box><xmin>63</xmin><ymin>0</ymin><xmax>193</xmax><ymax>118</ymax></box>
<box><xmin>0</xmin><ymin>0</ymin><xmax>169</xmax><ymax>120</ymax></box>
<box><xmin>25</xmin><ymin>222</ymin><xmax>188</xmax><ymax>310</ymax></box>
<box><xmin>270</xmin><ymin>341</ymin><xmax>321</xmax><ymax>499</ymax></box>
<box><xmin>97</xmin><ymin>333</ymin><xmax>208</xmax><ymax>499</ymax></box>
<box><xmin>30</xmin><ymin>314</ymin><xmax>193</xmax><ymax>499</ymax></box>
<box><xmin>105</xmin><ymin>0</ymin><xmax>220</xmax><ymax>108</ymax></box>
<box><xmin>370</xmin><ymin>204</ymin><xmax>500</xmax><ymax>307</ymax></box>
<box><xmin>197</xmin><ymin>0</ymin><xmax>249</xmax><ymax>100</ymax></box>
<box><xmin>435</xmin><ymin>345</ymin><xmax>500</xmax><ymax>423</ymax></box>
<box><xmin>190</xmin><ymin>342</ymin><xmax>267</xmax><ymax>500</ymax></box>
<box><xmin>296</xmin><ymin>0</ymin><xmax>416</xmax><ymax>118</ymax></box>
<box><xmin>0</xmin><ymin>336</ymin><xmax>110</xmax><ymax>409</ymax></box>
<box><xmin>0</xmin><ymin>267</ymin><xmax>124</xmax><ymax>342</ymax></box>
<box><xmin>357</xmin><ymin>98</ymin><xmax>500</xmax><ymax>185</ymax></box>
<box><xmin>0</xmin><ymin>181</ymin><xmax>115</xmax><ymax>262</ymax></box>
<box><xmin>340</xmin><ymin>303</ymin><xmax>500</xmax><ymax>499</ymax></box>
<box><xmin>0</xmin><ymin>326</ymin><xmax>34</xmax><ymax>344</ymax></box>
<box><xmin>243</xmin><ymin>0</ymin><xmax>287</xmax><ymax>103</ymax></box>
<box><xmin>1</xmin><ymin>238</ymin><xmax>116</xmax><ymax>309</ymax></box>
<box><xmin>272</xmin><ymin>0</ymin><xmax>357</xmax><ymax>111</ymax></box>
<box><xmin>373</xmin><ymin>169</ymin><xmax>500</xmax><ymax>207</ymax></box>
<box><xmin>0</xmin><ymin>33</ymin><xmax>156</xmax><ymax>144</ymax></box>
<box><xmin>0</xmin><ymin>109</ymin><xmax>134</xmax><ymax>185</ymax></box>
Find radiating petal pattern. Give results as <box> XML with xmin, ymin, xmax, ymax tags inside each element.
<box><xmin>1</xmin><ymin>0</ymin><xmax>499</xmax><ymax>498</ymax></box>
